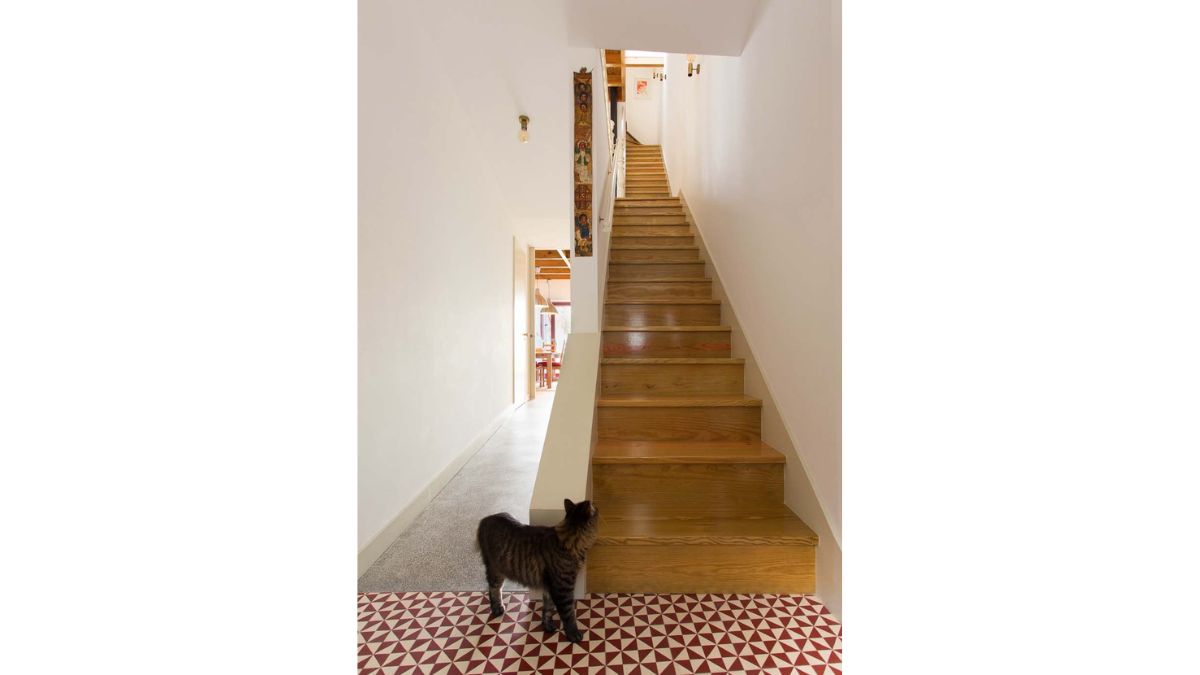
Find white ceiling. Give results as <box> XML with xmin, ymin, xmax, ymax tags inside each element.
<box><xmin>565</xmin><ymin>0</ymin><xmax>763</xmax><ymax>56</ymax></box>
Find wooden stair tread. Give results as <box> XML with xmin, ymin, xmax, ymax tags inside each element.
<box><xmin>607</xmin><ymin>278</ymin><xmax>708</xmax><ymax>283</ymax></box>
<box><xmin>595</xmin><ymin>507</ymin><xmax>818</xmax><ymax>546</ymax></box>
<box><xmin>602</xmin><ymin>325</ymin><xmax>730</xmax><ymax>331</ymax></box>
<box><xmin>598</xmin><ymin>395</ymin><xmax>763</xmax><ymax>407</ymax></box>
<box><xmin>610</xmin><ymin>245</ymin><xmax>698</xmax><ymax>250</ymax></box>
<box><xmin>605</xmin><ymin>299</ymin><xmax>718</xmax><ymax>305</ymax></box>
<box><xmin>608</xmin><ymin>261</ymin><xmax>703</xmax><ymax>266</ymax></box>
<box><xmin>601</xmin><ymin>357</ymin><xmax>744</xmax><ymax>364</ymax></box>
<box><xmin>611</xmin><ymin>236</ymin><xmax>692</xmax><ymax>241</ymax></box>
<box><xmin>593</xmin><ymin>440</ymin><xmax>784</xmax><ymax>464</ymax></box>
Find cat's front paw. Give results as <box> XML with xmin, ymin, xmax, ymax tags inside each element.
<box><xmin>541</xmin><ymin>618</ymin><xmax>559</xmax><ymax>632</ymax></box>
<box><xmin>564</xmin><ymin>627</ymin><xmax>584</xmax><ymax>643</ymax></box>
<box><xmin>489</xmin><ymin>606</ymin><xmax>504</xmax><ymax>619</ymax></box>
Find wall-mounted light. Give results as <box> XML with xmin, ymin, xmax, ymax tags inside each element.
<box><xmin>518</xmin><ymin>115</ymin><xmax>530</xmax><ymax>143</ymax></box>
<box><xmin>687</xmin><ymin>54</ymin><xmax>701</xmax><ymax>78</ymax></box>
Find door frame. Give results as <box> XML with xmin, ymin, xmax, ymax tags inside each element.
<box><xmin>513</xmin><ymin>239</ymin><xmax>536</xmax><ymax>405</ymax></box>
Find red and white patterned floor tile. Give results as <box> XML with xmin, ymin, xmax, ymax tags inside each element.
<box><xmin>359</xmin><ymin>591</ymin><xmax>841</xmax><ymax>675</ymax></box>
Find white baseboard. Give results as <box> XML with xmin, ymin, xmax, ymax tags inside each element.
<box><xmin>358</xmin><ymin>403</ymin><xmax>517</xmax><ymax>577</ymax></box>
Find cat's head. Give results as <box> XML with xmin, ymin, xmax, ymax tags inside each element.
<box><xmin>562</xmin><ymin>498</ymin><xmax>599</xmax><ymax>529</ymax></box>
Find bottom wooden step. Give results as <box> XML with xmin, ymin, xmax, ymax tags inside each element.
<box><xmin>587</xmin><ymin>509</ymin><xmax>817</xmax><ymax>593</ymax></box>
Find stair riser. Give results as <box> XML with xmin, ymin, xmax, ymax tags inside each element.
<box><xmin>613</xmin><ymin>224</ymin><xmax>690</xmax><ymax>235</ymax></box>
<box><xmin>614</xmin><ymin>218</ymin><xmax>691</xmax><ymax>228</ymax></box>
<box><xmin>598</xmin><ymin>406</ymin><xmax>760</xmax><ymax>442</ymax></box>
<box><xmin>625</xmin><ymin>191</ymin><xmax>670</xmax><ymax>197</ymax></box>
<box><xmin>610</xmin><ymin>248</ymin><xmax>699</xmax><ymax>263</ymax></box>
<box><xmin>610</xmin><ymin>236</ymin><xmax>694</xmax><ymax>247</ymax></box>
<box><xmin>607</xmin><ymin>263</ymin><xmax>706</xmax><ymax>281</ymax></box>
<box><xmin>606</xmin><ymin>279</ymin><xmax>710</xmax><ymax>300</ymax></box>
<box><xmin>615</xmin><ymin>209</ymin><xmax>684</xmax><ymax>217</ymax></box>
<box><xmin>601</xmin><ymin>363</ymin><xmax>744</xmax><ymax>395</ymax></box>
<box><xmin>616</xmin><ymin>205</ymin><xmax>682</xmax><ymax>212</ymax></box>
<box><xmin>616</xmin><ymin>198</ymin><xmax>678</xmax><ymax>206</ymax></box>
<box><xmin>604</xmin><ymin>302</ymin><xmax>719</xmax><ymax>325</ymax></box>
<box><xmin>602</xmin><ymin>330</ymin><xmax>732</xmax><ymax>358</ymax></box>
<box><xmin>594</xmin><ymin>462</ymin><xmax>782</xmax><ymax>511</ymax></box>
<box><xmin>587</xmin><ymin>544</ymin><xmax>815</xmax><ymax>594</ymax></box>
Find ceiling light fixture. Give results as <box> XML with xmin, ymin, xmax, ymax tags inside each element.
<box><xmin>518</xmin><ymin>115</ymin><xmax>530</xmax><ymax>143</ymax></box>
<box><xmin>538</xmin><ymin>279</ymin><xmax>557</xmax><ymax>315</ymax></box>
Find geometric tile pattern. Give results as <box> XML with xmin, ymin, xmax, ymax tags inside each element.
<box><xmin>359</xmin><ymin>591</ymin><xmax>841</xmax><ymax>674</ymax></box>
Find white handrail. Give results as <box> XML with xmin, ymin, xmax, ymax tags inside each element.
<box><xmin>598</xmin><ymin>105</ymin><xmax>625</xmax><ymax>302</ymax></box>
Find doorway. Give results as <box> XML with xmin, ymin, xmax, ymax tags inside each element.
<box><xmin>533</xmin><ymin>249</ymin><xmax>571</xmax><ymax>393</ymax></box>
<box><xmin>513</xmin><ymin>240</ymin><xmax>535</xmax><ymax>405</ymax></box>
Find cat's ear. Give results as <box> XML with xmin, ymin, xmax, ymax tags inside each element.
<box><xmin>564</xmin><ymin>498</ymin><xmax>575</xmax><ymax>512</ymax></box>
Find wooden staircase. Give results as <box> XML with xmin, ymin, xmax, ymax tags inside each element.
<box><xmin>623</xmin><ymin>144</ymin><xmax>671</xmax><ymax>198</ymax></box>
<box><xmin>589</xmin><ymin>145</ymin><xmax>818</xmax><ymax>594</ymax></box>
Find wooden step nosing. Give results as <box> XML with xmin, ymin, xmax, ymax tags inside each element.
<box><xmin>600</xmin><ymin>357</ymin><xmax>745</xmax><ymax>364</ymax></box>
<box><xmin>604</xmin><ymin>300</ymin><xmax>719</xmax><ymax>305</ymax></box>
<box><xmin>594</xmin><ymin>534</ymin><xmax>817</xmax><ymax>546</ymax></box>
<box><xmin>592</xmin><ymin>456</ymin><xmax>785</xmax><ymax>465</ymax></box>
<box><xmin>611</xmin><ymin>233</ymin><xmax>692</xmax><ymax>238</ymax></box>
<box><xmin>608</xmin><ymin>261</ymin><xmax>704</xmax><ymax>266</ymax></box>
<box><xmin>614</xmin><ymin>243</ymin><xmax>700</xmax><ymax>249</ymax></box>
<box><xmin>606</xmin><ymin>278</ymin><xmax>710</xmax><ymax>283</ymax></box>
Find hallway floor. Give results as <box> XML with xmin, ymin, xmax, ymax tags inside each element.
<box><xmin>359</xmin><ymin>591</ymin><xmax>842</xmax><ymax>674</ymax></box>
<box><xmin>359</xmin><ymin>392</ymin><xmax>555</xmax><ymax>593</ymax></box>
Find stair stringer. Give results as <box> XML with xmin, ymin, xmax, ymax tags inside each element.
<box><xmin>676</xmin><ymin>191</ymin><xmax>843</xmax><ymax>617</ymax></box>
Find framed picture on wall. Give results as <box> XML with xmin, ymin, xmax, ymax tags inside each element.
<box><xmin>634</xmin><ymin>78</ymin><xmax>650</xmax><ymax>98</ymax></box>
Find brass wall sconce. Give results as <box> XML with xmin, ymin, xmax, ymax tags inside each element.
<box><xmin>518</xmin><ymin>115</ymin><xmax>530</xmax><ymax>143</ymax></box>
<box><xmin>687</xmin><ymin>54</ymin><xmax>701</xmax><ymax>77</ymax></box>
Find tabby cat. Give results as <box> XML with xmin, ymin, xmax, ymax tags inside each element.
<box><xmin>475</xmin><ymin>498</ymin><xmax>599</xmax><ymax>643</ymax></box>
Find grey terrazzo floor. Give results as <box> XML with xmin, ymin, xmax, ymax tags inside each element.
<box><xmin>358</xmin><ymin>390</ymin><xmax>554</xmax><ymax>593</ymax></box>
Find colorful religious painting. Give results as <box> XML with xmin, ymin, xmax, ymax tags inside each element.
<box><xmin>573</xmin><ymin>68</ymin><xmax>593</xmax><ymax>257</ymax></box>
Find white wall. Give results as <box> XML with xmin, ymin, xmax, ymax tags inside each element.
<box><xmin>662</xmin><ymin>0</ymin><xmax>841</xmax><ymax>613</ymax></box>
<box><xmin>359</xmin><ymin>0</ymin><xmax>577</xmax><ymax>561</ymax></box>
<box><xmin>624</xmin><ymin>67</ymin><xmax>662</xmax><ymax>145</ymax></box>
<box><xmin>546</xmin><ymin>279</ymin><xmax>571</xmax><ymax>303</ymax></box>
<box><xmin>566</xmin><ymin>47</ymin><xmax>610</xmax><ymax>334</ymax></box>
